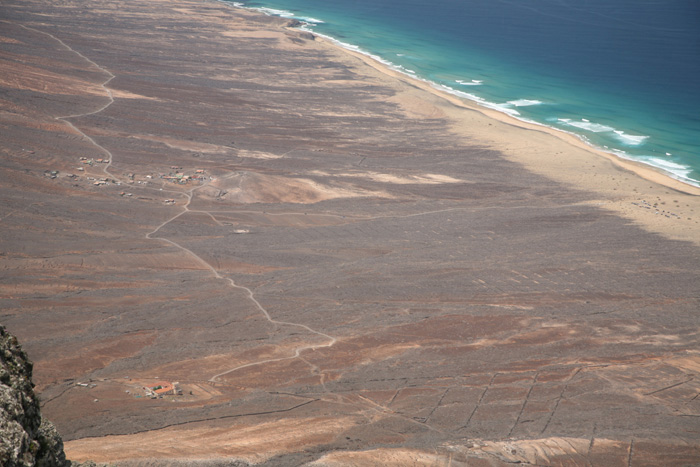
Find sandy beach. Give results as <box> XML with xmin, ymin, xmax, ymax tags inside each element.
<box><xmin>310</xmin><ymin>34</ymin><xmax>700</xmax><ymax>245</ymax></box>
<box><xmin>1</xmin><ymin>0</ymin><xmax>699</xmax><ymax>464</ymax></box>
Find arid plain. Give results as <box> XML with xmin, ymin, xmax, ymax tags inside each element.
<box><xmin>1</xmin><ymin>0</ymin><xmax>700</xmax><ymax>465</ymax></box>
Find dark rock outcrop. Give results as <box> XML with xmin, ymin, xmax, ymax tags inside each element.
<box><xmin>0</xmin><ymin>325</ymin><xmax>68</xmax><ymax>466</ymax></box>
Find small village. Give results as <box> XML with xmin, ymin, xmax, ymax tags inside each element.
<box><xmin>160</xmin><ymin>166</ymin><xmax>208</xmax><ymax>184</ymax></box>
<box><xmin>75</xmin><ymin>378</ymin><xmax>186</xmax><ymax>402</ymax></box>
<box><xmin>41</xmin><ymin>156</ymin><xmax>212</xmax><ymax>205</ymax></box>
<box><xmin>76</xmin><ymin>157</ymin><xmax>208</xmax><ymax>186</ymax></box>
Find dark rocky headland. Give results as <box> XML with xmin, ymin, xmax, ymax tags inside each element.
<box><xmin>0</xmin><ymin>325</ymin><xmax>66</xmax><ymax>466</ymax></box>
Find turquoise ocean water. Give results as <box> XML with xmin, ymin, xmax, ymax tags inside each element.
<box><xmin>224</xmin><ymin>0</ymin><xmax>700</xmax><ymax>187</ymax></box>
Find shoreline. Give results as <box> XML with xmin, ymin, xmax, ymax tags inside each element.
<box><xmin>225</xmin><ymin>2</ymin><xmax>700</xmax><ymax>193</ymax></box>
<box><xmin>225</xmin><ymin>13</ymin><xmax>700</xmax><ymax>244</ymax></box>
<box><xmin>216</xmin><ymin>1</ymin><xmax>700</xmax><ymax>244</ymax></box>
<box><xmin>296</xmin><ymin>26</ymin><xmax>700</xmax><ymax>195</ymax></box>
<box><xmin>313</xmin><ymin>31</ymin><xmax>700</xmax><ymax>243</ymax></box>
<box><xmin>324</xmin><ymin>34</ymin><xmax>700</xmax><ymax>193</ymax></box>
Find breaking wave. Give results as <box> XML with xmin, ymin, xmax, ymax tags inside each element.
<box><xmin>244</xmin><ymin>5</ymin><xmax>325</xmax><ymax>23</ymax></box>
<box><xmin>558</xmin><ymin>118</ymin><xmax>615</xmax><ymax>133</ymax></box>
<box><xmin>613</xmin><ymin>130</ymin><xmax>649</xmax><ymax>146</ymax></box>
<box><xmin>456</xmin><ymin>79</ymin><xmax>483</xmax><ymax>86</ymax></box>
<box><xmin>507</xmin><ymin>99</ymin><xmax>543</xmax><ymax>107</ymax></box>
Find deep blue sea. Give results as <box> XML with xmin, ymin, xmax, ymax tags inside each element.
<box><xmin>225</xmin><ymin>0</ymin><xmax>700</xmax><ymax>187</ymax></box>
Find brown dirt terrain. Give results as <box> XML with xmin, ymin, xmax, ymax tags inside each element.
<box><xmin>1</xmin><ymin>0</ymin><xmax>699</xmax><ymax>465</ymax></box>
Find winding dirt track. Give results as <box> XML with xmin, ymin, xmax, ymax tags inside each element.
<box><xmin>22</xmin><ymin>23</ymin><xmax>340</xmax><ymax>385</ymax></box>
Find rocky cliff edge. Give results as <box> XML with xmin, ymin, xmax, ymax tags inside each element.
<box><xmin>0</xmin><ymin>325</ymin><xmax>68</xmax><ymax>467</ymax></box>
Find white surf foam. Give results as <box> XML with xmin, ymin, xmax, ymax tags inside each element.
<box><xmin>558</xmin><ymin>118</ymin><xmax>615</xmax><ymax>133</ymax></box>
<box><xmin>490</xmin><ymin>104</ymin><xmax>521</xmax><ymax>116</ymax></box>
<box><xmin>257</xmin><ymin>7</ymin><xmax>294</xmax><ymax>17</ymax></box>
<box><xmin>648</xmin><ymin>158</ymin><xmax>690</xmax><ymax>171</ymax></box>
<box><xmin>601</xmin><ymin>150</ymin><xmax>698</xmax><ymax>186</ymax></box>
<box><xmin>646</xmin><ymin>157</ymin><xmax>694</xmax><ymax>179</ymax></box>
<box><xmin>301</xmin><ymin>17</ymin><xmax>325</xmax><ymax>24</ymax></box>
<box><xmin>559</xmin><ymin>119</ymin><xmax>650</xmax><ymax>147</ymax></box>
<box><xmin>435</xmin><ymin>84</ymin><xmax>520</xmax><ymax>116</ymax></box>
<box><xmin>614</xmin><ymin>130</ymin><xmax>649</xmax><ymax>146</ymax></box>
<box><xmin>244</xmin><ymin>6</ymin><xmax>325</xmax><ymax>24</ymax></box>
<box><xmin>456</xmin><ymin>79</ymin><xmax>483</xmax><ymax>86</ymax></box>
<box><xmin>507</xmin><ymin>99</ymin><xmax>543</xmax><ymax>107</ymax></box>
